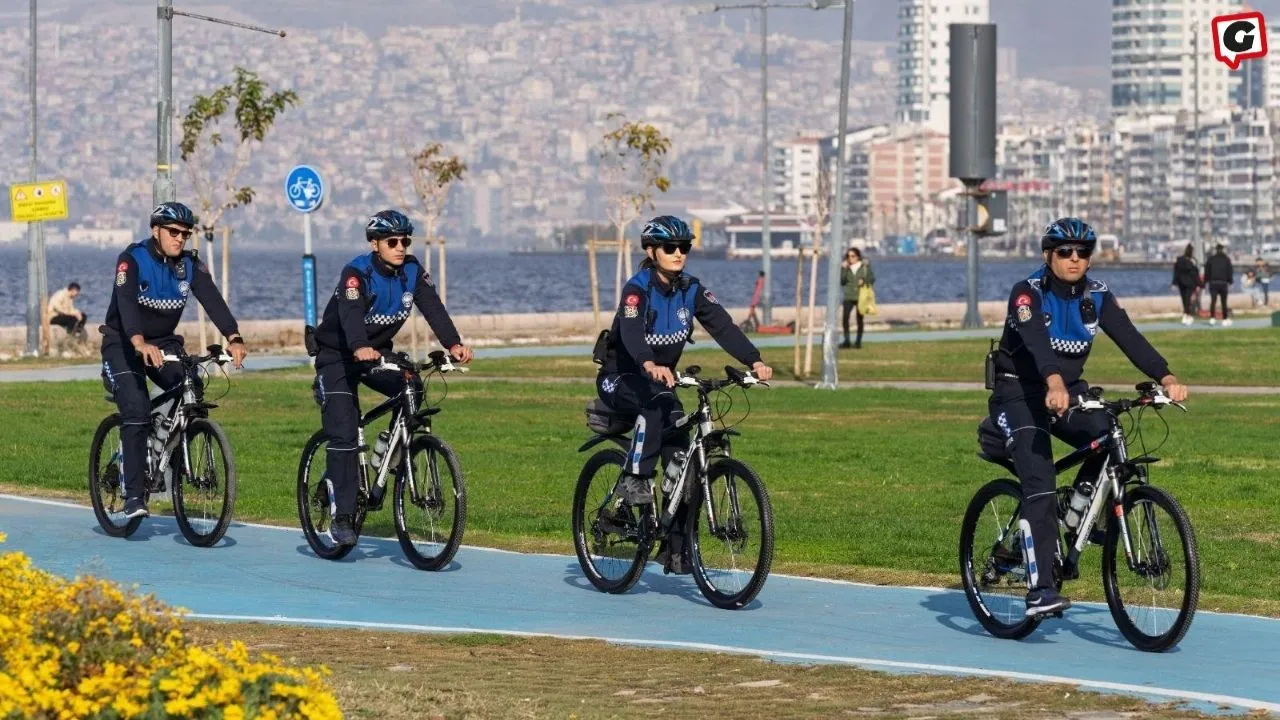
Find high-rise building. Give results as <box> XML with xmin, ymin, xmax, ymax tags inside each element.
<box><xmin>895</xmin><ymin>0</ymin><xmax>990</xmax><ymax>130</ymax></box>
<box><xmin>1111</xmin><ymin>0</ymin><xmax>1243</xmax><ymax>116</ymax></box>
<box><xmin>771</xmin><ymin>137</ymin><xmax>825</xmax><ymax>219</ymax></box>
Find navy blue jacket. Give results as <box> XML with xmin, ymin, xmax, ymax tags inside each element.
<box><xmin>313</xmin><ymin>253</ymin><xmax>460</xmax><ymax>365</ymax></box>
<box><xmin>995</xmin><ymin>265</ymin><xmax>1170</xmax><ymax>388</ymax></box>
<box><xmin>604</xmin><ymin>266</ymin><xmax>760</xmax><ymax>375</ymax></box>
<box><xmin>102</xmin><ymin>240</ymin><xmax>238</xmax><ymax>346</ymax></box>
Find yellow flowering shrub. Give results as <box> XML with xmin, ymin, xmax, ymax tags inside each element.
<box><xmin>0</xmin><ymin>533</ymin><xmax>341</xmax><ymax>719</ymax></box>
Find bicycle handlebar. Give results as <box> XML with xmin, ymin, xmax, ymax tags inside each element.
<box><xmin>160</xmin><ymin>344</ymin><xmax>235</xmax><ymax>367</ymax></box>
<box><xmin>1069</xmin><ymin>381</ymin><xmax>1188</xmax><ymax>415</ymax></box>
<box><xmin>370</xmin><ymin>350</ymin><xmax>469</xmax><ymax>376</ymax></box>
<box><xmin>675</xmin><ymin>364</ymin><xmax>769</xmax><ymax>391</ymax></box>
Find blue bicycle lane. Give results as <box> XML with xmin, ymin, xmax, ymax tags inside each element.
<box><xmin>2</xmin><ymin>494</ymin><xmax>1277</xmax><ymax>716</ymax></box>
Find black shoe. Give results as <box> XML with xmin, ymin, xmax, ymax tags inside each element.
<box><xmin>122</xmin><ymin>497</ymin><xmax>150</xmax><ymax>519</ymax></box>
<box><xmin>329</xmin><ymin>515</ymin><xmax>358</xmax><ymax>547</ymax></box>
<box><xmin>368</xmin><ymin>482</ymin><xmax>387</xmax><ymax>511</ymax></box>
<box><xmin>614</xmin><ymin>474</ymin><xmax>654</xmax><ymax>505</ymax></box>
<box><xmin>658</xmin><ymin>539</ymin><xmax>693</xmax><ymax>575</ymax></box>
<box><xmin>853</xmin><ymin>340</ymin><xmax>862</xmax><ymax>349</ymax></box>
<box><xmin>839</xmin><ymin>339</ymin><xmax>852</xmax><ymax>349</ymax></box>
<box><xmin>1025</xmin><ymin>587</ymin><xmax>1072</xmax><ymax>617</ymax></box>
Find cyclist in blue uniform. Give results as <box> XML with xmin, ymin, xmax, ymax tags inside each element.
<box><xmin>986</xmin><ymin>217</ymin><xmax>1188</xmax><ymax>617</ymax></box>
<box><xmin>595</xmin><ymin>215</ymin><xmax>773</xmax><ymax>573</ymax></box>
<box><xmin>100</xmin><ymin>202</ymin><xmax>247</xmax><ymax>520</ymax></box>
<box><xmin>311</xmin><ymin>209</ymin><xmax>473</xmax><ymax>547</ymax></box>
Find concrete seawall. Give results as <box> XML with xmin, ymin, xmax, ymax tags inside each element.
<box><xmin>0</xmin><ymin>293</ymin><xmax>1252</xmax><ymax>358</ymax></box>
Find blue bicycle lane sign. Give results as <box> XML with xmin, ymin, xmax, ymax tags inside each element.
<box><xmin>285</xmin><ymin>165</ymin><xmax>324</xmax><ymax>213</ymax></box>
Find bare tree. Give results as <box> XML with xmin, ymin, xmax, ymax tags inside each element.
<box><xmin>596</xmin><ymin>113</ymin><xmax>672</xmax><ymax>330</ymax></box>
<box><xmin>796</xmin><ymin>154</ymin><xmax>833</xmax><ymax>378</ymax></box>
<box><xmin>180</xmin><ymin>66</ymin><xmax>297</xmax><ymax>345</ymax></box>
<box><xmin>402</xmin><ymin>143</ymin><xmax>467</xmax><ymax>306</ymax></box>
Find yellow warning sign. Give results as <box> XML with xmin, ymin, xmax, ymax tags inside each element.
<box><xmin>9</xmin><ymin>179</ymin><xmax>69</xmax><ymax>223</ymax></box>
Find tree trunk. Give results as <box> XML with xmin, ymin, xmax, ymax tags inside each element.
<box><xmin>423</xmin><ymin>218</ymin><xmax>435</xmax><ymax>280</ymax></box>
<box><xmin>196</xmin><ymin>232</ymin><xmax>208</xmax><ymax>351</ymax></box>
<box><xmin>623</xmin><ymin>227</ymin><xmax>633</xmax><ymax>279</ymax></box>
<box><xmin>613</xmin><ymin>223</ymin><xmax>626</xmax><ymax>308</ymax></box>
<box><xmin>792</xmin><ymin>247</ymin><xmax>804</xmax><ymax>378</ymax></box>
<box><xmin>437</xmin><ymin>235</ymin><xmax>448</xmax><ymax>306</ymax></box>
<box><xmin>804</xmin><ymin>241</ymin><xmax>820</xmax><ymax>376</ymax></box>
<box><xmin>588</xmin><ymin>232</ymin><xmax>602</xmax><ymax>332</ymax></box>
<box><xmin>410</xmin><ymin>313</ymin><xmax>420</xmax><ymax>362</ymax></box>
<box><xmin>221</xmin><ymin>226</ymin><xmax>231</xmax><ymax>310</ymax></box>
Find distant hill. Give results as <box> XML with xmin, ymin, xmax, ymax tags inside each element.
<box><xmin>6</xmin><ymin>0</ymin><xmax>1278</xmax><ymax>91</ymax></box>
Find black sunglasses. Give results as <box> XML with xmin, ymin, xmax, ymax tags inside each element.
<box><xmin>659</xmin><ymin>242</ymin><xmax>692</xmax><ymax>255</ymax></box>
<box><xmin>379</xmin><ymin>236</ymin><xmax>412</xmax><ymax>249</ymax></box>
<box><xmin>161</xmin><ymin>226</ymin><xmax>193</xmax><ymax>240</ymax></box>
<box><xmin>1053</xmin><ymin>245</ymin><xmax>1093</xmax><ymax>260</ymax></box>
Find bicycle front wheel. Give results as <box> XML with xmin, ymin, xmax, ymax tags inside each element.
<box><xmin>394</xmin><ymin>435</ymin><xmax>467</xmax><ymax>571</ymax></box>
<box><xmin>172</xmin><ymin>418</ymin><xmax>236</xmax><ymax>547</ymax></box>
<box><xmin>1102</xmin><ymin>484</ymin><xmax>1200</xmax><ymax>652</ymax></box>
<box><xmin>687</xmin><ymin>457</ymin><xmax>775</xmax><ymax>610</ymax></box>
<box><xmin>572</xmin><ymin>448</ymin><xmax>655</xmax><ymax>594</ymax></box>
<box><xmin>88</xmin><ymin>414</ymin><xmax>142</xmax><ymax>538</ymax></box>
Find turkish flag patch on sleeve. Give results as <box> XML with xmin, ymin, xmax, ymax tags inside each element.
<box><xmin>346</xmin><ymin>276</ymin><xmax>360</xmax><ymax>289</ymax></box>
<box><xmin>1015</xmin><ymin>293</ymin><xmax>1032</xmax><ymax>307</ymax></box>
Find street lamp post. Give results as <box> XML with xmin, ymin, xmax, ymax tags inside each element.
<box><xmin>25</xmin><ymin>0</ymin><xmax>43</xmax><ymax>356</ymax></box>
<box><xmin>817</xmin><ymin>0</ymin><xmax>854</xmax><ymax>389</ymax></box>
<box><xmin>153</xmin><ymin>0</ymin><xmax>285</xmax><ymax>208</ymax></box>
<box><xmin>694</xmin><ymin>1</ymin><xmax>842</xmax><ymax>326</ymax></box>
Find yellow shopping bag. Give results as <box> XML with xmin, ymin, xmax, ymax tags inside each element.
<box><xmin>857</xmin><ymin>285</ymin><xmax>878</xmax><ymax>316</ymax></box>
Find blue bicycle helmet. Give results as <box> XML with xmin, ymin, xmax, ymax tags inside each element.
<box><xmin>1041</xmin><ymin>217</ymin><xmax>1097</xmax><ymax>251</ymax></box>
<box><xmin>149</xmin><ymin>202</ymin><xmax>196</xmax><ymax>229</ymax></box>
<box><xmin>365</xmin><ymin>209</ymin><xmax>414</xmax><ymax>240</ymax></box>
<box><xmin>640</xmin><ymin>215</ymin><xmax>694</xmax><ymax>247</ymax></box>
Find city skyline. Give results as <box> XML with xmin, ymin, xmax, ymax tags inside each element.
<box><xmin>0</xmin><ymin>2</ymin><xmax>1102</xmax><ymax>247</ymax></box>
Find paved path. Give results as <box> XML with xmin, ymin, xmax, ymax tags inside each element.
<box><xmin>1</xmin><ymin>495</ymin><xmax>1277</xmax><ymax>716</ymax></box>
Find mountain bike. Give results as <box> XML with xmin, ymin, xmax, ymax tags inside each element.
<box><xmin>297</xmin><ymin>350</ymin><xmax>468</xmax><ymax>570</ymax></box>
<box><xmin>89</xmin><ymin>344</ymin><xmax>238</xmax><ymax>547</ymax></box>
<box><xmin>961</xmin><ymin>382</ymin><xmax>1200</xmax><ymax>652</ymax></box>
<box><xmin>573</xmin><ymin>365</ymin><xmax>775</xmax><ymax>610</ymax></box>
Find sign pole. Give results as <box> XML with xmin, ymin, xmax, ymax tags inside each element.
<box><xmin>25</xmin><ymin>0</ymin><xmax>40</xmax><ymax>356</ymax></box>
<box><xmin>286</xmin><ymin>165</ymin><xmax>324</xmax><ymax>331</ymax></box>
<box><xmin>302</xmin><ymin>213</ymin><xmax>316</xmax><ymax>327</ymax></box>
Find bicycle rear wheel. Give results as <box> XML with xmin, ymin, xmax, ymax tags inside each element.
<box><xmin>687</xmin><ymin>457</ymin><xmax>775</xmax><ymax>610</ymax></box>
<box><xmin>394</xmin><ymin>435</ymin><xmax>467</xmax><ymax>571</ymax></box>
<box><xmin>88</xmin><ymin>414</ymin><xmax>143</xmax><ymax>538</ymax></box>
<box><xmin>172</xmin><ymin>418</ymin><xmax>236</xmax><ymax>547</ymax></box>
<box><xmin>572</xmin><ymin>448</ymin><xmax>655</xmax><ymax>594</ymax></box>
<box><xmin>1102</xmin><ymin>484</ymin><xmax>1200</xmax><ymax>652</ymax></box>
<box><xmin>297</xmin><ymin>430</ymin><xmax>366</xmax><ymax>560</ymax></box>
<box><xmin>959</xmin><ymin>478</ymin><xmax>1042</xmax><ymax>640</ymax></box>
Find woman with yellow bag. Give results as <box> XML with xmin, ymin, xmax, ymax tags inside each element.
<box><xmin>839</xmin><ymin>247</ymin><xmax>876</xmax><ymax>349</ymax></box>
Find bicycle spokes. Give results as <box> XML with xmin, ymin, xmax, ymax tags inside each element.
<box><xmin>694</xmin><ymin>471</ymin><xmax>761</xmax><ymax>594</ymax></box>
<box><xmin>1110</xmin><ymin>498</ymin><xmax>1186</xmax><ymax>635</ymax></box>
<box><xmin>971</xmin><ymin>492</ymin><xmax>1030</xmax><ymax>627</ymax></box>
<box><xmin>583</xmin><ymin>468</ymin><xmax>649</xmax><ymax>579</ymax></box>
<box><xmin>176</xmin><ymin>428</ymin><xmax>227</xmax><ymax>535</ymax></box>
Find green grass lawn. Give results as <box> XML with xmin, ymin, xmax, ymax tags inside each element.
<box><xmin>3</xmin><ymin>373</ymin><xmax>1278</xmax><ymax>615</ymax></box>
<box><xmin>465</xmin><ymin>327</ymin><xmax>1280</xmax><ymax>386</ymax></box>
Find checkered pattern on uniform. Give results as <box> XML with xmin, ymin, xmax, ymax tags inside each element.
<box><xmin>1050</xmin><ymin>337</ymin><xmax>1092</xmax><ymax>355</ymax></box>
<box><xmin>137</xmin><ymin>295</ymin><xmax>187</xmax><ymax>311</ymax></box>
<box><xmin>366</xmin><ymin>310</ymin><xmax>410</xmax><ymax>325</ymax></box>
<box><xmin>646</xmin><ymin>328</ymin><xmax>690</xmax><ymax>346</ymax></box>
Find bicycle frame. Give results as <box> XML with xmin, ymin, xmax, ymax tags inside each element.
<box><xmin>350</xmin><ymin>358</ymin><xmax>451</xmax><ymax>507</ymax></box>
<box><xmin>1047</xmin><ymin>403</ymin><xmax>1165</xmax><ymax>581</ymax></box>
